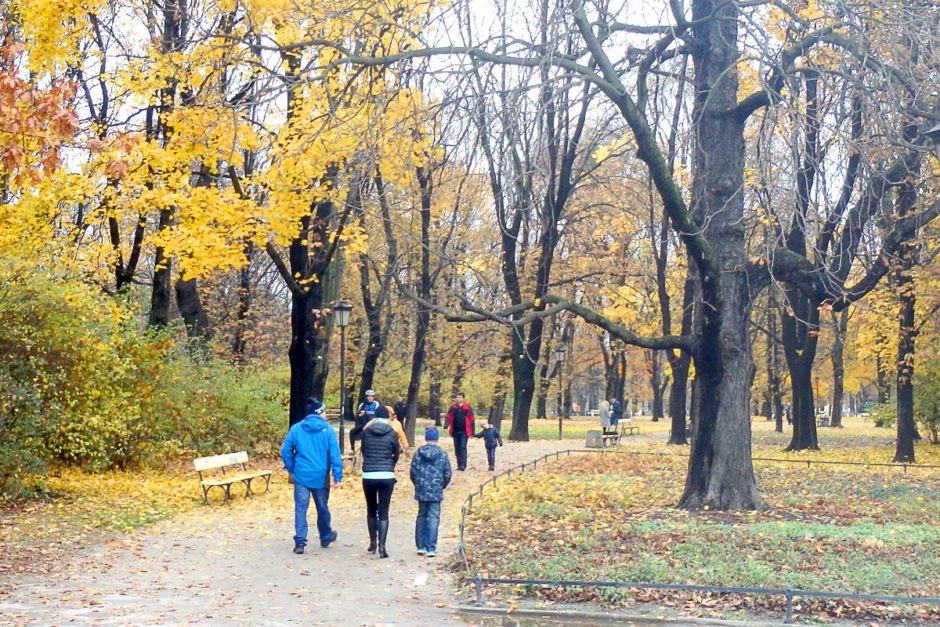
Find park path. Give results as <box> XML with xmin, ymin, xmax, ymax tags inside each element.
<box><xmin>0</xmin><ymin>433</ymin><xmax>657</xmax><ymax>626</ymax></box>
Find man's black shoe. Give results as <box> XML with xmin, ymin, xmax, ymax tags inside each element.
<box><xmin>293</xmin><ymin>544</ymin><xmax>305</xmax><ymax>554</ymax></box>
<box><xmin>320</xmin><ymin>530</ymin><xmax>338</xmax><ymax>548</ymax></box>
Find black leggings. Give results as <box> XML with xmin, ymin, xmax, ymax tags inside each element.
<box><xmin>362</xmin><ymin>478</ymin><xmax>396</xmax><ymax>521</ymax></box>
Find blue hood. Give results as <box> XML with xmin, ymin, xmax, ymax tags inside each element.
<box><xmin>280</xmin><ymin>413</ymin><xmax>343</xmax><ymax>489</ymax></box>
<box><xmin>301</xmin><ymin>414</ymin><xmax>329</xmax><ymax>433</ymax></box>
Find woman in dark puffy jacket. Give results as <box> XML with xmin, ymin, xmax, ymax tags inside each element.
<box><xmin>359</xmin><ymin>405</ymin><xmax>401</xmax><ymax>558</ymax></box>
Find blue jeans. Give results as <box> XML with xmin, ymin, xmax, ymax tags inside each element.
<box><xmin>415</xmin><ymin>500</ymin><xmax>441</xmax><ymax>552</ymax></box>
<box><xmin>294</xmin><ymin>482</ymin><xmax>332</xmax><ymax>546</ymax></box>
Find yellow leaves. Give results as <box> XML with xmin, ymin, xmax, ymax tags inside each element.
<box><xmin>11</xmin><ymin>0</ymin><xmax>105</xmax><ymax>73</ymax></box>
<box><xmin>592</xmin><ymin>132</ymin><xmax>636</xmax><ymax>164</ymax></box>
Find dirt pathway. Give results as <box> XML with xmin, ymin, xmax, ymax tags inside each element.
<box><xmin>1</xmin><ymin>434</ymin><xmax>644</xmax><ymax>626</ymax></box>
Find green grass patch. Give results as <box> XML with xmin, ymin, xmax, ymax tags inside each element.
<box><xmin>464</xmin><ymin>442</ymin><xmax>940</xmax><ymax>621</ymax></box>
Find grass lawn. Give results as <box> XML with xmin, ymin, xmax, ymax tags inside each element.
<box><xmin>465</xmin><ymin>416</ymin><xmax>940</xmax><ymax>623</ymax></box>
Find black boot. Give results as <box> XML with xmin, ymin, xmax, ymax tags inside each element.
<box><xmin>377</xmin><ymin>519</ymin><xmax>389</xmax><ymax>559</ymax></box>
<box><xmin>367</xmin><ymin>517</ymin><xmax>377</xmax><ymax>553</ymax></box>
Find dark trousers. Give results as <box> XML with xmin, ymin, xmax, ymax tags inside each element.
<box><xmin>486</xmin><ymin>446</ymin><xmax>497</xmax><ymax>470</ymax></box>
<box><xmin>362</xmin><ymin>478</ymin><xmax>396</xmax><ymax>521</ymax></box>
<box><xmin>453</xmin><ymin>432</ymin><xmax>469</xmax><ymax>470</ymax></box>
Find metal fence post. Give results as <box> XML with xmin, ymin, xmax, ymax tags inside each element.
<box><xmin>475</xmin><ymin>574</ymin><xmax>483</xmax><ymax>605</ymax></box>
<box><xmin>784</xmin><ymin>588</ymin><xmax>794</xmax><ymax>623</ymax></box>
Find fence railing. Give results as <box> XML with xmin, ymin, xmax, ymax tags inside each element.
<box><xmin>456</xmin><ymin>446</ymin><xmax>940</xmax><ymax>624</ymax></box>
<box><xmin>607</xmin><ymin>448</ymin><xmax>940</xmax><ymax>473</ymax></box>
<box><xmin>471</xmin><ymin>576</ymin><xmax>940</xmax><ymax>624</ymax></box>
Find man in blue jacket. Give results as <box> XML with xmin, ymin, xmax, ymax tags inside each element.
<box><xmin>280</xmin><ymin>398</ymin><xmax>343</xmax><ymax>554</ymax></box>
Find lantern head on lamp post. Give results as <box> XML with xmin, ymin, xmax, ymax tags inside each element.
<box><xmin>333</xmin><ymin>299</ymin><xmax>352</xmax><ymax>453</ymax></box>
<box><xmin>555</xmin><ymin>346</ymin><xmax>566</xmax><ymax>440</ymax></box>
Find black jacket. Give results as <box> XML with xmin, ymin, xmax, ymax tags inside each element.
<box><xmin>393</xmin><ymin>402</ymin><xmax>408</xmax><ymax>421</ymax></box>
<box><xmin>360</xmin><ymin>420</ymin><xmax>401</xmax><ymax>473</ymax></box>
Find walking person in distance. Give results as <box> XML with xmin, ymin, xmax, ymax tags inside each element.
<box><xmin>445</xmin><ymin>392</ymin><xmax>475</xmax><ymax>471</ymax></box>
<box><xmin>474</xmin><ymin>421</ymin><xmax>504</xmax><ymax>471</ymax></box>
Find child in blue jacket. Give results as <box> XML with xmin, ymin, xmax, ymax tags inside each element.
<box><xmin>474</xmin><ymin>421</ymin><xmax>503</xmax><ymax>471</ymax></box>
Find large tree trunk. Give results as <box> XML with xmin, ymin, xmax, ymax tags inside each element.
<box><xmin>488</xmin><ymin>344</ymin><xmax>511</xmax><ymax>431</ymax></box>
<box><xmin>536</xmin><ymin>351</ymin><xmax>551</xmax><ymax>419</ymax></box>
<box><xmin>894</xmin><ymin>168</ymin><xmax>919</xmax><ymax>462</ymax></box>
<box><xmin>148</xmin><ymin>209</ymin><xmax>174</xmax><ymax>328</ymax></box>
<box><xmin>429</xmin><ymin>379</ymin><xmax>442</xmax><ymax>427</ymax></box>
<box><xmin>767</xmin><ymin>293</ymin><xmax>785</xmax><ymax>433</ymax></box>
<box><xmin>405</xmin><ymin>166</ymin><xmax>433</xmax><ymax>445</ymax></box>
<box><xmin>287</xmin><ymin>288</ymin><xmax>323</xmax><ymax>427</ymax></box>
<box><xmin>666</xmin><ymin>271</ymin><xmax>695</xmax><ymax>445</ymax></box>
<box><xmin>783</xmin><ymin>297</ymin><xmax>820</xmax><ymax>450</ymax></box>
<box><xmin>830</xmin><ymin>309</ymin><xmax>848</xmax><ymax>428</ymax></box>
<box><xmin>649</xmin><ymin>350</ymin><xmax>665</xmax><ymax>422</ymax></box>
<box><xmin>231</xmin><ymin>245</ymin><xmax>252</xmax><ymax>363</ymax></box>
<box><xmin>508</xmin><ymin>350</ymin><xmax>537</xmax><ymax>440</ymax></box>
<box><xmin>356</xmin><ymin>278</ymin><xmax>383</xmax><ymax>404</ymax></box>
<box><xmin>175</xmin><ymin>276</ymin><xmax>211</xmax><ymax>354</ymax></box>
<box><xmin>677</xmin><ymin>0</ymin><xmax>763</xmax><ymax>511</ymax></box>
<box><xmin>667</xmin><ymin>354</ymin><xmax>690</xmax><ymax>444</ymax></box>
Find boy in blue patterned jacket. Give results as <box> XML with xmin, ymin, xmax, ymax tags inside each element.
<box><xmin>409</xmin><ymin>427</ymin><xmax>452</xmax><ymax>557</ymax></box>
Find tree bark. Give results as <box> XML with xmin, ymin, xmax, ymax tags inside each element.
<box><xmin>894</xmin><ymin>165</ymin><xmax>919</xmax><ymax>462</ymax></box>
<box><xmin>148</xmin><ymin>207</ymin><xmax>174</xmax><ymax>328</ymax></box>
<box><xmin>830</xmin><ymin>309</ymin><xmax>848</xmax><ymax>428</ymax></box>
<box><xmin>782</xmin><ymin>73</ymin><xmax>822</xmax><ymax>451</ymax></box>
<box><xmin>677</xmin><ymin>0</ymin><xmax>763</xmax><ymax>511</ymax></box>
<box><xmin>666</xmin><ymin>270</ymin><xmax>695</xmax><ymax>445</ymax></box>
<box><xmin>405</xmin><ymin>166</ymin><xmax>434</xmax><ymax>445</ymax></box>
<box><xmin>767</xmin><ymin>292</ymin><xmax>785</xmax><ymax>433</ymax></box>
<box><xmin>231</xmin><ymin>244</ymin><xmax>253</xmax><ymax>363</ymax></box>
<box><xmin>175</xmin><ymin>276</ymin><xmax>211</xmax><ymax>354</ymax></box>
<box><xmin>667</xmin><ymin>354</ymin><xmax>690</xmax><ymax>445</ymax></box>
<box><xmin>488</xmin><ymin>343</ymin><xmax>512</xmax><ymax>431</ymax></box>
<box><xmin>650</xmin><ymin>350</ymin><xmax>665</xmax><ymax>422</ymax></box>
<box><xmin>429</xmin><ymin>379</ymin><xmax>442</xmax><ymax>427</ymax></box>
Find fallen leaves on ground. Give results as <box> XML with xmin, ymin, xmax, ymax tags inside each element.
<box><xmin>462</xmin><ymin>418</ymin><xmax>940</xmax><ymax>624</ymax></box>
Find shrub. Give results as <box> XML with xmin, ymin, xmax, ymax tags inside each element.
<box><xmin>0</xmin><ymin>261</ymin><xmax>287</xmax><ymax>498</ymax></box>
<box><xmin>914</xmin><ymin>358</ymin><xmax>940</xmax><ymax>444</ymax></box>
<box><xmin>871</xmin><ymin>402</ymin><xmax>896</xmax><ymax>428</ymax></box>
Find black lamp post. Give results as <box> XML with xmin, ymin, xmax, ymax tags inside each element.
<box><xmin>555</xmin><ymin>346</ymin><xmax>566</xmax><ymax>440</ymax></box>
<box><xmin>333</xmin><ymin>299</ymin><xmax>352</xmax><ymax>454</ymax></box>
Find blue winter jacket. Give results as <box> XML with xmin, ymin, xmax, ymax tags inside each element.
<box><xmin>474</xmin><ymin>426</ymin><xmax>503</xmax><ymax>449</ymax></box>
<box><xmin>280</xmin><ymin>414</ymin><xmax>343</xmax><ymax>489</ymax></box>
<box><xmin>409</xmin><ymin>443</ymin><xmax>452</xmax><ymax>502</ymax></box>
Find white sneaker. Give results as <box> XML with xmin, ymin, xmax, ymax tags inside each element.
<box><xmin>417</xmin><ymin>549</ymin><xmax>427</xmax><ymax>555</ymax></box>
<box><xmin>426</xmin><ymin>551</ymin><xmax>436</xmax><ymax>558</ymax></box>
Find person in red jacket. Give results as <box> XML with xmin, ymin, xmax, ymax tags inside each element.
<box><xmin>445</xmin><ymin>392</ymin><xmax>475</xmax><ymax>471</ymax></box>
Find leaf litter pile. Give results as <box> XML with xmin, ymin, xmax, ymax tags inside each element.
<box><xmin>463</xmin><ymin>441</ymin><xmax>940</xmax><ymax>624</ymax></box>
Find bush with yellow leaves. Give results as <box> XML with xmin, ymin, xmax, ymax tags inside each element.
<box><xmin>0</xmin><ymin>259</ymin><xmax>284</xmax><ymax>498</ymax></box>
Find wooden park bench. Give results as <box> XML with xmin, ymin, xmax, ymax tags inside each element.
<box><xmin>194</xmin><ymin>451</ymin><xmax>272</xmax><ymax>505</ymax></box>
<box><xmin>620</xmin><ymin>419</ymin><xmax>640</xmax><ymax>436</ymax></box>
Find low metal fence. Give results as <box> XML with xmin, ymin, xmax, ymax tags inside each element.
<box><xmin>471</xmin><ymin>576</ymin><xmax>940</xmax><ymax>624</ymax></box>
<box><xmin>607</xmin><ymin>449</ymin><xmax>940</xmax><ymax>473</ymax></box>
<box><xmin>456</xmin><ymin>446</ymin><xmax>940</xmax><ymax>623</ymax></box>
